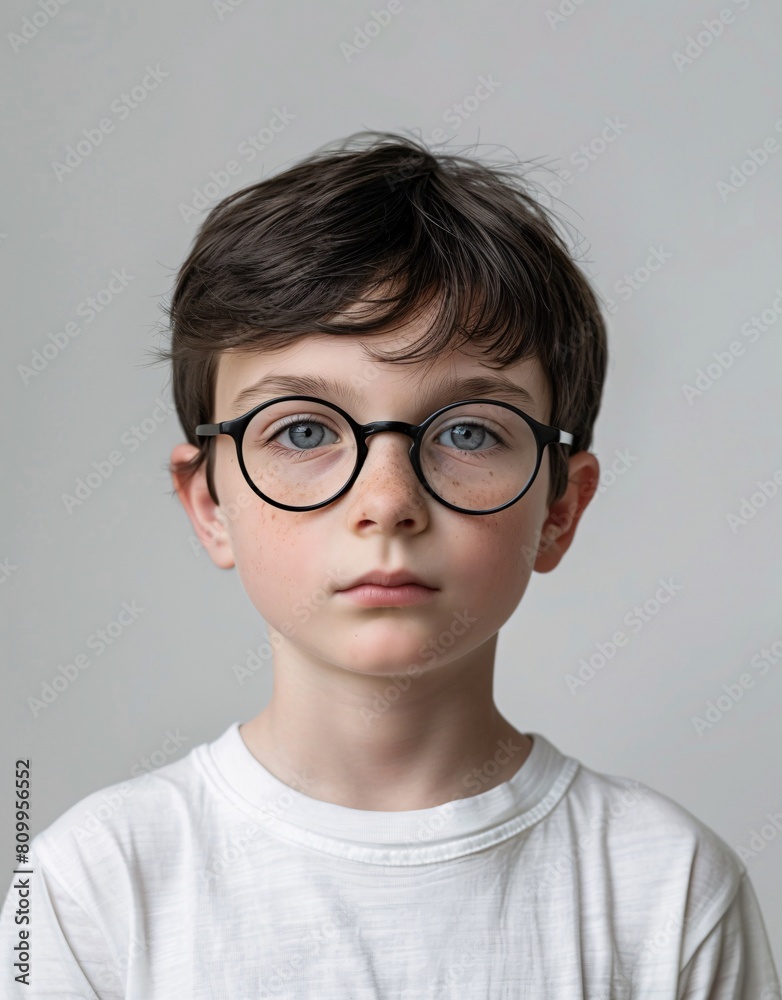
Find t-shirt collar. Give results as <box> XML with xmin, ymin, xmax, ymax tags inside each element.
<box><xmin>199</xmin><ymin>721</ymin><xmax>579</xmax><ymax>866</ymax></box>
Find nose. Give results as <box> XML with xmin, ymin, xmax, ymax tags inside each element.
<box><xmin>360</xmin><ymin>428</ymin><xmax>423</xmax><ymax>490</ymax></box>
<box><xmin>345</xmin><ymin>429</ymin><xmax>430</xmax><ymax>528</ymax></box>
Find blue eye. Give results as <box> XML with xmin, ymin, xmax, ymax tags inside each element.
<box><xmin>271</xmin><ymin>417</ymin><xmax>339</xmax><ymax>451</ymax></box>
<box><xmin>437</xmin><ymin>423</ymin><xmax>501</xmax><ymax>451</ymax></box>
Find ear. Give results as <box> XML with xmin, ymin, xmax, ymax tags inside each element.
<box><xmin>170</xmin><ymin>443</ymin><xmax>236</xmax><ymax>570</ymax></box>
<box><xmin>534</xmin><ymin>451</ymin><xmax>600</xmax><ymax>574</ymax></box>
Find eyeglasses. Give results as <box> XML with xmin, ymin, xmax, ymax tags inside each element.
<box><xmin>196</xmin><ymin>395</ymin><xmax>574</xmax><ymax>516</ymax></box>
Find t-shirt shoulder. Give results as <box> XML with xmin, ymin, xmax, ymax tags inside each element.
<box><xmin>566</xmin><ymin>760</ymin><xmax>747</xmax><ymax>968</ymax></box>
<box><xmin>30</xmin><ymin>751</ymin><xmax>206</xmax><ymax>910</ymax></box>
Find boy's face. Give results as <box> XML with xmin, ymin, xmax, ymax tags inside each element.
<box><xmin>172</xmin><ymin>320</ymin><xmax>598</xmax><ymax>680</ymax></box>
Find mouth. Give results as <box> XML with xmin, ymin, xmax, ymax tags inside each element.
<box><xmin>339</xmin><ymin>569</ymin><xmax>436</xmax><ymax>590</ymax></box>
<box><xmin>335</xmin><ymin>569</ymin><xmax>438</xmax><ymax>607</ymax></box>
<box><xmin>335</xmin><ymin>582</ymin><xmax>438</xmax><ymax>608</ymax></box>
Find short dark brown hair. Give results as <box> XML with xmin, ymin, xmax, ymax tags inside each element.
<box><xmin>152</xmin><ymin>129</ymin><xmax>608</xmax><ymax>507</ymax></box>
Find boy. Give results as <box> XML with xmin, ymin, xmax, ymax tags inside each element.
<box><xmin>1</xmin><ymin>130</ymin><xmax>778</xmax><ymax>997</ymax></box>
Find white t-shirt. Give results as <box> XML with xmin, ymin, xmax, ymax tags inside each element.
<box><xmin>1</xmin><ymin>722</ymin><xmax>778</xmax><ymax>998</ymax></box>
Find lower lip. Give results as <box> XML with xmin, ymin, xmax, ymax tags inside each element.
<box><xmin>337</xmin><ymin>584</ymin><xmax>437</xmax><ymax>607</ymax></box>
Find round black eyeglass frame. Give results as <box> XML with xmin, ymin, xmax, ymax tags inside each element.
<box><xmin>196</xmin><ymin>395</ymin><xmax>574</xmax><ymax>516</ymax></box>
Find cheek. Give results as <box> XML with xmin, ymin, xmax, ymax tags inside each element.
<box><xmin>451</xmin><ymin>506</ymin><xmax>540</xmax><ymax>591</ymax></box>
<box><xmin>227</xmin><ymin>505</ymin><xmax>311</xmax><ymax>618</ymax></box>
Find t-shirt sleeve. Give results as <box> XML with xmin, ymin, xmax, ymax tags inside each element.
<box><xmin>0</xmin><ymin>841</ymin><xmax>123</xmax><ymax>999</ymax></box>
<box><xmin>677</xmin><ymin>870</ymin><xmax>780</xmax><ymax>999</ymax></box>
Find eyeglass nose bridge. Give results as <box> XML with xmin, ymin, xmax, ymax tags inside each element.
<box><xmin>361</xmin><ymin>419</ymin><xmax>421</xmax><ymax>441</ymax></box>
<box><xmin>352</xmin><ymin>418</ymin><xmax>427</xmax><ymax>489</ymax></box>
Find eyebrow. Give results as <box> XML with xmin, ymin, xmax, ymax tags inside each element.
<box><xmin>230</xmin><ymin>373</ymin><xmax>536</xmax><ymax>416</ymax></box>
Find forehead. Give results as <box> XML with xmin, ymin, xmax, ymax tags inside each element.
<box><xmin>214</xmin><ymin>332</ymin><xmax>549</xmax><ymax>422</ymax></box>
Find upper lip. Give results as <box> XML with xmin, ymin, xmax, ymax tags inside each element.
<box><xmin>340</xmin><ymin>570</ymin><xmax>436</xmax><ymax>590</ymax></box>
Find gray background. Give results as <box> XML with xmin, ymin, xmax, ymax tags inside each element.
<box><xmin>2</xmin><ymin>0</ymin><xmax>781</xmax><ymax>969</ymax></box>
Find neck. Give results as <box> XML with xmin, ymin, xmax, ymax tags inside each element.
<box><xmin>239</xmin><ymin>633</ymin><xmax>532</xmax><ymax>811</ymax></box>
